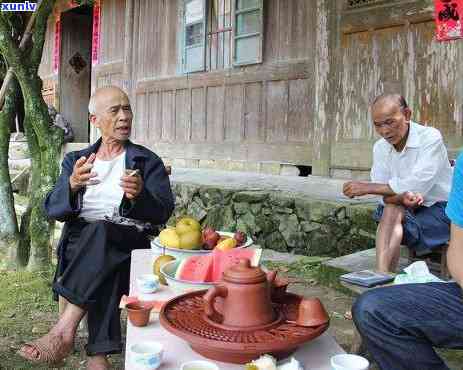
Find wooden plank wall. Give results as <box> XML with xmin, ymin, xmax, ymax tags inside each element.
<box><xmin>131</xmin><ymin>0</ymin><xmax>316</xmax><ymax>165</ymax></box>
<box><xmin>333</xmin><ymin>1</ymin><xmax>463</xmax><ymax>169</ymax></box>
<box><xmin>38</xmin><ymin>13</ymin><xmax>57</xmax><ymax>107</ymax></box>
<box><xmin>38</xmin><ymin>14</ymin><xmax>55</xmax><ymax>79</ymax></box>
<box><xmin>100</xmin><ymin>0</ymin><xmax>125</xmax><ymax>64</ymax></box>
<box><xmin>92</xmin><ymin>0</ymin><xmax>126</xmax><ymax>89</ymax></box>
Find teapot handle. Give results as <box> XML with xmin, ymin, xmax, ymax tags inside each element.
<box><xmin>203</xmin><ymin>285</ymin><xmax>228</xmax><ymax>319</ymax></box>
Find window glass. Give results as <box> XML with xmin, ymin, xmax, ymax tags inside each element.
<box><xmin>235</xmin><ymin>36</ymin><xmax>259</xmax><ymax>63</ymax></box>
<box><xmin>186</xmin><ymin>23</ymin><xmax>204</xmax><ymax>46</ymax></box>
<box><xmin>236</xmin><ymin>10</ymin><xmax>260</xmax><ymax>36</ymax></box>
<box><xmin>185</xmin><ymin>0</ymin><xmax>204</xmax><ymax>24</ymax></box>
<box><xmin>186</xmin><ymin>45</ymin><xmax>206</xmax><ymax>72</ymax></box>
<box><xmin>237</xmin><ymin>0</ymin><xmax>259</xmax><ymax>10</ymax></box>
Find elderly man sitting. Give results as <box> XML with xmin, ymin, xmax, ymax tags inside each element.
<box><xmin>18</xmin><ymin>86</ymin><xmax>174</xmax><ymax>369</ymax></box>
<box><xmin>352</xmin><ymin>149</ymin><xmax>463</xmax><ymax>370</ymax></box>
<box><xmin>343</xmin><ymin>94</ymin><xmax>452</xmax><ymax>272</ymax></box>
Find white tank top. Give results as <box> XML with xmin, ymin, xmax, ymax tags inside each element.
<box><xmin>80</xmin><ymin>151</ymin><xmax>126</xmax><ymax>221</ymax></box>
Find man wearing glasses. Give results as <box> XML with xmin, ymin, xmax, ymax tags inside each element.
<box><xmin>343</xmin><ymin>93</ymin><xmax>453</xmax><ymax>272</ymax></box>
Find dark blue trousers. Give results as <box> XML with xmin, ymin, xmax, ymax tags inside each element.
<box><xmin>352</xmin><ymin>283</ymin><xmax>463</xmax><ymax>370</ymax></box>
<box><xmin>53</xmin><ymin>220</ymin><xmax>149</xmax><ymax>356</ymax></box>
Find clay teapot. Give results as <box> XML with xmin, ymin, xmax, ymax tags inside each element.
<box><xmin>203</xmin><ymin>259</ymin><xmax>277</xmax><ymax>329</ymax></box>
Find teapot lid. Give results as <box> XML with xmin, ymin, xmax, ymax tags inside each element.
<box><xmin>223</xmin><ymin>259</ymin><xmax>267</xmax><ymax>284</ymax></box>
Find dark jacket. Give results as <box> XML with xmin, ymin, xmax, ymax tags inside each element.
<box><xmin>44</xmin><ymin>138</ymin><xmax>175</xmax><ymax>226</ymax></box>
<box><xmin>46</xmin><ymin>139</ymin><xmax>174</xmax><ymax>301</ymax></box>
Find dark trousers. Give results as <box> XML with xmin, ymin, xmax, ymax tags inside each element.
<box><xmin>352</xmin><ymin>282</ymin><xmax>463</xmax><ymax>370</ymax></box>
<box><xmin>53</xmin><ymin>220</ymin><xmax>149</xmax><ymax>356</ymax></box>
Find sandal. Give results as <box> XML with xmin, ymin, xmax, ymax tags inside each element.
<box><xmin>17</xmin><ymin>333</ymin><xmax>73</xmax><ymax>366</ymax></box>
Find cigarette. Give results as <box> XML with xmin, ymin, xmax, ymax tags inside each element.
<box><xmin>127</xmin><ymin>169</ymin><xmax>139</xmax><ymax>177</ymax></box>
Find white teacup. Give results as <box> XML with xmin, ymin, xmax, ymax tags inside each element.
<box><xmin>130</xmin><ymin>341</ymin><xmax>164</xmax><ymax>369</ymax></box>
<box><xmin>136</xmin><ymin>274</ymin><xmax>160</xmax><ymax>294</ymax></box>
<box><xmin>180</xmin><ymin>360</ymin><xmax>220</xmax><ymax>370</ymax></box>
<box><xmin>331</xmin><ymin>354</ymin><xmax>369</xmax><ymax>370</ymax></box>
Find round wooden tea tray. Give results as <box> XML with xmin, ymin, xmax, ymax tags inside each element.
<box><xmin>159</xmin><ymin>290</ymin><xmax>329</xmax><ymax>364</ymax></box>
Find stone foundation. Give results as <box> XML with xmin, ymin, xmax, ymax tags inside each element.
<box><xmin>170</xmin><ymin>183</ymin><xmax>377</xmax><ymax>257</ymax></box>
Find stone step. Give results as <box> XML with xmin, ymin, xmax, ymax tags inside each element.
<box><xmin>318</xmin><ymin>248</ymin><xmax>409</xmax><ymax>296</ymax></box>
<box><xmin>8</xmin><ymin>158</ymin><xmax>31</xmax><ymax>171</ymax></box>
<box><xmin>10</xmin><ymin>166</ymin><xmax>30</xmax><ymax>194</ymax></box>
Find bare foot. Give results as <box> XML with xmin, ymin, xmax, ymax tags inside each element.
<box><xmin>18</xmin><ymin>319</ymin><xmax>77</xmax><ymax>365</ymax></box>
<box><xmin>18</xmin><ymin>331</ymin><xmax>74</xmax><ymax>365</ymax></box>
<box><xmin>87</xmin><ymin>355</ymin><xmax>111</xmax><ymax>370</ymax></box>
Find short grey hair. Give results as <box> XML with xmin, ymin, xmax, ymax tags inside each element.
<box><xmin>88</xmin><ymin>86</ymin><xmax>128</xmax><ymax>115</ymax></box>
<box><xmin>372</xmin><ymin>93</ymin><xmax>409</xmax><ymax>111</ymax></box>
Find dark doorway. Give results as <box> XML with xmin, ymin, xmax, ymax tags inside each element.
<box><xmin>59</xmin><ymin>5</ymin><xmax>93</xmax><ymax>143</ymax></box>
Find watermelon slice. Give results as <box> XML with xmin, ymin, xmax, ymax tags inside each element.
<box><xmin>175</xmin><ymin>254</ymin><xmax>214</xmax><ymax>282</ymax></box>
<box><xmin>211</xmin><ymin>248</ymin><xmax>262</xmax><ymax>282</ymax></box>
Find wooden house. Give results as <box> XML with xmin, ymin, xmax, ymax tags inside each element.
<box><xmin>38</xmin><ymin>0</ymin><xmax>463</xmax><ymax>178</ymax></box>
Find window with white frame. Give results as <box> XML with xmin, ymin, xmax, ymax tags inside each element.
<box><xmin>183</xmin><ymin>0</ymin><xmax>264</xmax><ymax>73</ymax></box>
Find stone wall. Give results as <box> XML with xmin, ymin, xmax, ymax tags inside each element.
<box><xmin>170</xmin><ymin>183</ymin><xmax>377</xmax><ymax>257</ymax></box>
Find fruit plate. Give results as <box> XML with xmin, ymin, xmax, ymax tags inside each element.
<box><xmin>160</xmin><ymin>260</ymin><xmax>215</xmax><ymax>295</ymax></box>
<box><xmin>151</xmin><ymin>231</ymin><xmax>253</xmax><ymax>260</ymax></box>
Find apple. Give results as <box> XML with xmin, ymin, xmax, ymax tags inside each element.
<box><xmin>179</xmin><ymin>230</ymin><xmax>202</xmax><ymax>250</ymax></box>
<box><xmin>233</xmin><ymin>231</ymin><xmax>247</xmax><ymax>246</ymax></box>
<box><xmin>203</xmin><ymin>231</ymin><xmax>220</xmax><ymax>250</ymax></box>
<box><xmin>202</xmin><ymin>226</ymin><xmax>216</xmax><ymax>239</ymax></box>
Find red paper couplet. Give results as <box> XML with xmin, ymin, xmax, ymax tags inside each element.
<box><xmin>435</xmin><ymin>0</ymin><xmax>463</xmax><ymax>41</ymax></box>
<box><xmin>92</xmin><ymin>0</ymin><xmax>101</xmax><ymax>66</ymax></box>
<box><xmin>53</xmin><ymin>16</ymin><xmax>61</xmax><ymax>74</ymax></box>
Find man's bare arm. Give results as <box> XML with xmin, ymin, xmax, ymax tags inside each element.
<box><xmin>343</xmin><ymin>181</ymin><xmax>395</xmax><ymax>198</ymax></box>
<box><xmin>448</xmin><ymin>224</ymin><xmax>463</xmax><ymax>288</ymax></box>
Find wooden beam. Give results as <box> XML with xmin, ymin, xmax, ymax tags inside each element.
<box><xmin>341</xmin><ymin>0</ymin><xmax>433</xmax><ymax>34</ymax></box>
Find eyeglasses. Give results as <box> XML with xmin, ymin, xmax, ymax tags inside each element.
<box><xmin>373</xmin><ymin>120</ymin><xmax>396</xmax><ymax>129</ymax></box>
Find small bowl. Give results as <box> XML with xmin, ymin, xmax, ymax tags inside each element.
<box><xmin>331</xmin><ymin>354</ymin><xmax>369</xmax><ymax>370</ymax></box>
<box><xmin>180</xmin><ymin>360</ymin><xmax>220</xmax><ymax>370</ymax></box>
<box><xmin>127</xmin><ymin>303</ymin><xmax>153</xmax><ymax>327</ymax></box>
<box><xmin>130</xmin><ymin>341</ymin><xmax>164</xmax><ymax>369</ymax></box>
<box><xmin>136</xmin><ymin>274</ymin><xmax>160</xmax><ymax>294</ymax></box>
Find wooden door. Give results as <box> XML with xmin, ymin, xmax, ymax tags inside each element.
<box><xmin>59</xmin><ymin>7</ymin><xmax>93</xmax><ymax>143</ymax></box>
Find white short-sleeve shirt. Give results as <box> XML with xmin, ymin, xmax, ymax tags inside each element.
<box><xmin>80</xmin><ymin>151</ymin><xmax>126</xmax><ymax>221</ymax></box>
<box><xmin>370</xmin><ymin>121</ymin><xmax>453</xmax><ymax>207</ymax></box>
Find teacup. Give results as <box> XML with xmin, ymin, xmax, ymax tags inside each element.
<box><xmin>127</xmin><ymin>303</ymin><xmax>153</xmax><ymax>327</ymax></box>
<box><xmin>130</xmin><ymin>341</ymin><xmax>164</xmax><ymax>369</ymax></box>
<box><xmin>331</xmin><ymin>354</ymin><xmax>369</xmax><ymax>370</ymax></box>
<box><xmin>136</xmin><ymin>274</ymin><xmax>160</xmax><ymax>294</ymax></box>
<box><xmin>287</xmin><ymin>298</ymin><xmax>329</xmax><ymax>327</ymax></box>
<box><xmin>180</xmin><ymin>360</ymin><xmax>220</xmax><ymax>370</ymax></box>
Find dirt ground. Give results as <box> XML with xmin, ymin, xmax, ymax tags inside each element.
<box><xmin>1</xmin><ymin>269</ymin><xmax>461</xmax><ymax>369</ymax></box>
<box><xmin>0</xmin><ymin>269</ymin><xmax>361</xmax><ymax>370</ymax></box>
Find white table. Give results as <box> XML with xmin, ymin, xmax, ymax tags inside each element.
<box><xmin>125</xmin><ymin>249</ymin><xmax>345</xmax><ymax>370</ymax></box>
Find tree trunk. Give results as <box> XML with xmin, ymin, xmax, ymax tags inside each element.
<box><xmin>0</xmin><ymin>76</ymin><xmax>21</xmax><ymax>270</ymax></box>
<box><xmin>0</xmin><ymin>0</ymin><xmax>62</xmax><ymax>270</ymax></box>
<box><xmin>18</xmin><ymin>74</ymin><xmax>63</xmax><ymax>271</ymax></box>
